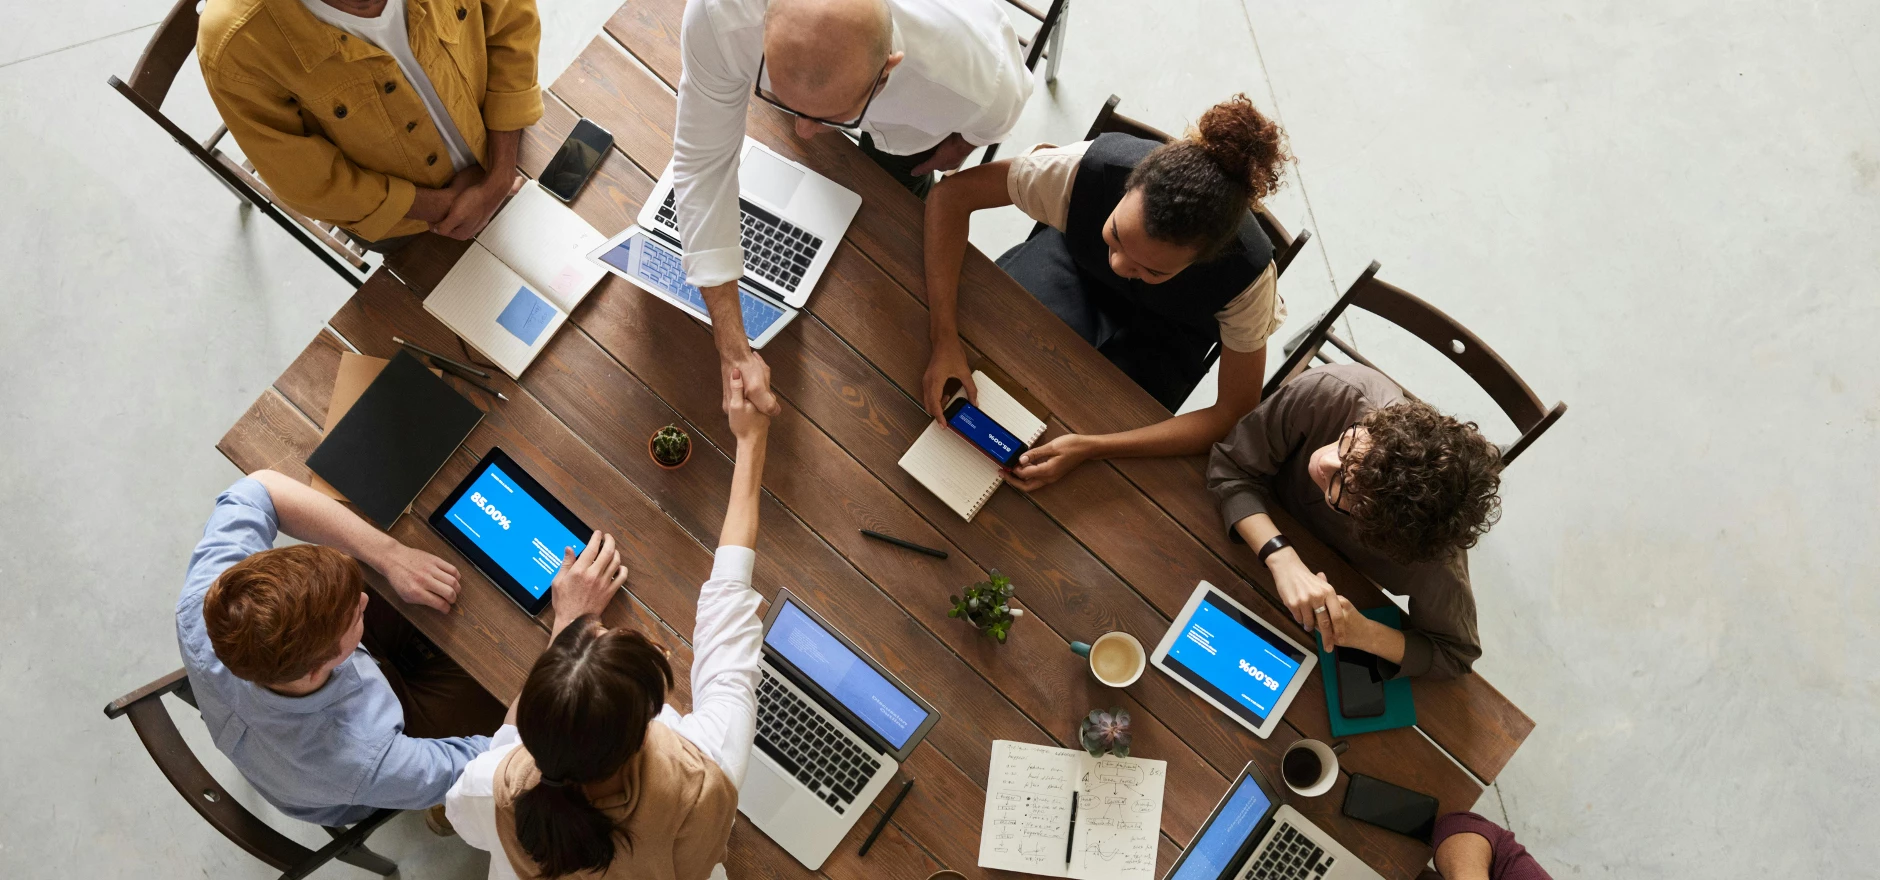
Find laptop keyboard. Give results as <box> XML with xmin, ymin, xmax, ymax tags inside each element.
<box><xmin>1241</xmin><ymin>822</ymin><xmax>1334</xmax><ymax>880</ymax></box>
<box><xmin>754</xmin><ymin>669</ymin><xmax>881</xmax><ymax>814</ymax></box>
<box><xmin>656</xmin><ymin>191</ymin><xmax>821</xmax><ymax>293</ymax></box>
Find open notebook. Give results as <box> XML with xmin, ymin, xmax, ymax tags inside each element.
<box><xmin>898</xmin><ymin>370</ymin><xmax>1047</xmax><ymax>521</ymax></box>
<box><xmin>977</xmin><ymin>740</ymin><xmax>1166</xmax><ymax>880</ymax></box>
<box><xmin>423</xmin><ymin>183</ymin><xmax>608</xmax><ymax>378</ymax></box>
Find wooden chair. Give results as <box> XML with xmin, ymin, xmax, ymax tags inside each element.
<box><xmin>977</xmin><ymin>0</ymin><xmax>1070</xmax><ymax>163</ymax></box>
<box><xmin>1263</xmin><ymin>261</ymin><xmax>1568</xmax><ymax>466</ymax></box>
<box><xmin>103</xmin><ymin>669</ymin><xmax>400</xmax><ymax>879</ymax></box>
<box><xmin>106</xmin><ymin>0</ymin><xmax>370</xmax><ymax>288</ymax></box>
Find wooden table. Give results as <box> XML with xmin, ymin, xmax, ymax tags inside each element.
<box><xmin>217</xmin><ymin>5</ymin><xmax>1532</xmax><ymax>877</ymax></box>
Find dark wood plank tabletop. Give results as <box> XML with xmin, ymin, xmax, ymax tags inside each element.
<box><xmin>214</xmin><ymin>6</ymin><xmax>1534</xmax><ymax>878</ymax></box>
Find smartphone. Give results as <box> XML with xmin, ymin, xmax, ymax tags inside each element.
<box><xmin>943</xmin><ymin>398</ymin><xmax>1029</xmax><ymax>468</ymax></box>
<box><xmin>539</xmin><ymin>118</ymin><xmax>613</xmax><ymax>202</ymax></box>
<box><xmin>1341</xmin><ymin>773</ymin><xmax>1439</xmax><ymax>844</ymax></box>
<box><xmin>1335</xmin><ymin>646</ymin><xmax>1387</xmax><ymax>718</ymax></box>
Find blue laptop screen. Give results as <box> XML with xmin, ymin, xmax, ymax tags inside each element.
<box><xmin>766</xmin><ymin>600</ymin><xmax>929</xmax><ymax>749</ymax></box>
<box><xmin>441</xmin><ymin>461</ymin><xmax>587</xmax><ymax>599</ymax></box>
<box><xmin>1163</xmin><ymin>592</ymin><xmax>1306</xmax><ymax>724</ymax></box>
<box><xmin>596</xmin><ymin>234</ymin><xmax>789</xmax><ymax>338</ymax></box>
<box><xmin>1169</xmin><ymin>773</ymin><xmax>1272</xmax><ymax>880</ymax></box>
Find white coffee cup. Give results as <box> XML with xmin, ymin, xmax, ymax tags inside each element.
<box><xmin>1070</xmin><ymin>632</ymin><xmax>1146</xmax><ymax>687</ymax></box>
<box><xmin>1281</xmin><ymin>739</ymin><xmax>1348</xmax><ymax>797</ymax></box>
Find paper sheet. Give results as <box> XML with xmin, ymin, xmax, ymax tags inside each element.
<box><xmin>478</xmin><ymin>183</ymin><xmax>606</xmax><ymax>312</ymax></box>
<box><xmin>424</xmin><ymin>245</ymin><xmax>566</xmax><ymax>378</ymax></box>
<box><xmin>978</xmin><ymin>741</ymin><xmax>1165</xmax><ymax>880</ymax></box>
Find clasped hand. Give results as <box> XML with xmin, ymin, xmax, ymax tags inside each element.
<box><xmin>432</xmin><ymin>168</ymin><xmax>523</xmax><ymax>240</ymax></box>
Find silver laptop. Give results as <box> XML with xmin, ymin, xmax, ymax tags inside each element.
<box><xmin>739</xmin><ymin>590</ymin><xmax>939</xmax><ymax>869</ymax></box>
<box><xmin>1164</xmin><ymin>762</ymin><xmax>1384</xmax><ymax>880</ymax></box>
<box><xmin>638</xmin><ymin>137</ymin><xmax>861</xmax><ymax>309</ymax></box>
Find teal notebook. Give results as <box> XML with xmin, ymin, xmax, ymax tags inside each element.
<box><xmin>1316</xmin><ymin>605</ymin><xmax>1416</xmax><ymax>736</ymax></box>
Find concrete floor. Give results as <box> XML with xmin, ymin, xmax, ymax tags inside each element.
<box><xmin>2</xmin><ymin>0</ymin><xmax>1875</xmax><ymax>877</ymax></box>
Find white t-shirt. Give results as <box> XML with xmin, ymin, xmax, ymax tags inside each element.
<box><xmin>298</xmin><ymin>0</ymin><xmax>477</xmax><ymax>172</ymax></box>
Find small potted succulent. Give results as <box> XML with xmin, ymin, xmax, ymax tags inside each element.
<box><xmin>649</xmin><ymin>424</ymin><xmax>692</xmax><ymax>470</ymax></box>
<box><xmin>1079</xmin><ymin>707</ymin><xmax>1132</xmax><ymax>757</ymax></box>
<box><xmin>948</xmin><ymin>570</ymin><xmax>1022</xmax><ymax>643</ymax></box>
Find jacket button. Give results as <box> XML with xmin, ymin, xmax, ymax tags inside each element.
<box><xmin>457</xmin><ymin>7</ymin><xmax>466</xmax><ymax>19</ymax></box>
<box><xmin>339</xmin><ymin>34</ymin><xmax>347</xmax><ymax>41</ymax></box>
<box><xmin>406</xmin><ymin>121</ymin><xmax>417</xmax><ymax>132</ymax></box>
<box><xmin>383</xmin><ymin>81</ymin><xmax>396</xmax><ymax>94</ymax></box>
<box><xmin>427</xmin><ymin>153</ymin><xmax>438</xmax><ymax>165</ymax></box>
<box><xmin>334</xmin><ymin>104</ymin><xmax>347</xmax><ymax>118</ymax></box>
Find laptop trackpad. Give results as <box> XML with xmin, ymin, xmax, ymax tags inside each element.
<box><xmin>738</xmin><ymin>758</ymin><xmax>796</xmax><ymax>824</ymax></box>
<box><xmin>741</xmin><ymin>147</ymin><xmax>805</xmax><ymax>210</ymax></box>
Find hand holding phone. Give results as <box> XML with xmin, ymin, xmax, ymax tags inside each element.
<box><xmin>943</xmin><ymin>398</ymin><xmax>1028</xmax><ymax>468</ymax></box>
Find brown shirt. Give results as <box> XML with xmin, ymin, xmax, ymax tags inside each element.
<box><xmin>491</xmin><ymin>721</ymin><xmax>738</xmax><ymax>880</ymax></box>
<box><xmin>1205</xmin><ymin>364</ymin><xmax>1481</xmax><ymax>679</ymax></box>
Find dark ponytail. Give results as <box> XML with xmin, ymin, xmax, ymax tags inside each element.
<box><xmin>1125</xmin><ymin>94</ymin><xmax>1291</xmax><ymax>260</ymax></box>
<box><xmin>512</xmin><ymin>617</ymin><xmax>674</xmax><ymax>878</ymax></box>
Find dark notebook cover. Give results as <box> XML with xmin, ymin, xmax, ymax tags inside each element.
<box><xmin>306</xmin><ymin>350</ymin><xmax>484</xmax><ymax>527</ymax></box>
<box><xmin>1315</xmin><ymin>604</ymin><xmax>1416</xmax><ymax>736</ymax></box>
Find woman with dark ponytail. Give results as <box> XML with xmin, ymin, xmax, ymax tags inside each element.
<box><xmin>922</xmin><ymin>94</ymin><xmax>1293</xmax><ymax>489</ymax></box>
<box><xmin>446</xmin><ymin>372</ymin><xmax>774</xmax><ymax>880</ymax></box>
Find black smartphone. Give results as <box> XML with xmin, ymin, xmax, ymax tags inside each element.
<box><xmin>943</xmin><ymin>398</ymin><xmax>1029</xmax><ymax>468</ymax></box>
<box><xmin>1336</xmin><ymin>646</ymin><xmax>1388</xmax><ymax>718</ymax></box>
<box><xmin>539</xmin><ymin>118</ymin><xmax>613</xmax><ymax>202</ymax></box>
<box><xmin>1341</xmin><ymin>773</ymin><xmax>1439</xmax><ymax>844</ymax></box>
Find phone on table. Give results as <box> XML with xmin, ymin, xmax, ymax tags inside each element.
<box><xmin>1335</xmin><ymin>646</ymin><xmax>1388</xmax><ymax>718</ymax></box>
<box><xmin>944</xmin><ymin>398</ymin><xmax>1029</xmax><ymax>468</ymax></box>
<box><xmin>1341</xmin><ymin>773</ymin><xmax>1439</xmax><ymax>844</ymax></box>
<box><xmin>540</xmin><ymin>118</ymin><xmax>613</xmax><ymax>202</ymax></box>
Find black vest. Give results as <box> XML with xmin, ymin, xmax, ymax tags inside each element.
<box><xmin>1063</xmin><ymin>133</ymin><xmax>1275</xmax><ymax>334</ymax></box>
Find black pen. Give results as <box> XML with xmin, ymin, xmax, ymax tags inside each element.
<box><xmin>1064</xmin><ymin>792</ymin><xmax>1078</xmax><ymax>866</ymax></box>
<box><xmin>856</xmin><ymin>779</ymin><xmax>914</xmax><ymax>856</ymax></box>
<box><xmin>394</xmin><ymin>336</ymin><xmax>491</xmax><ymax>378</ymax></box>
<box><xmin>429</xmin><ymin>357</ymin><xmax>510</xmax><ymax>401</ymax></box>
<box><xmin>860</xmin><ymin>529</ymin><xmax>948</xmax><ymax>559</ymax></box>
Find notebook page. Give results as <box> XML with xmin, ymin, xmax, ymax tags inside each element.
<box><xmin>1067</xmin><ymin>752</ymin><xmax>1165</xmax><ymax>880</ymax></box>
<box><xmin>478</xmin><ymin>184</ymin><xmax>607</xmax><ymax>313</ymax></box>
<box><xmin>899</xmin><ymin>422</ymin><xmax>1003</xmax><ymax>521</ymax></box>
<box><xmin>424</xmin><ymin>244</ymin><xmax>566</xmax><ymax>379</ymax></box>
<box><xmin>971</xmin><ymin>370</ymin><xmax>1047</xmax><ymax>442</ymax></box>
<box><xmin>978</xmin><ymin>741</ymin><xmax>1079</xmax><ymax>877</ymax></box>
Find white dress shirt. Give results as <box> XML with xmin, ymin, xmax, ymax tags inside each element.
<box><xmin>445</xmin><ymin>546</ymin><xmax>765</xmax><ymax>880</ymax></box>
<box><xmin>297</xmin><ymin>0</ymin><xmax>477</xmax><ymax>172</ymax></box>
<box><xmin>673</xmin><ymin>0</ymin><xmax>1034</xmax><ymax>287</ymax></box>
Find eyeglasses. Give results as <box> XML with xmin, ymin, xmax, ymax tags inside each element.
<box><xmin>1325</xmin><ymin>423</ymin><xmax>1362</xmax><ymax>516</ymax></box>
<box><xmin>753</xmin><ymin>54</ymin><xmax>888</xmax><ymax>132</ymax></box>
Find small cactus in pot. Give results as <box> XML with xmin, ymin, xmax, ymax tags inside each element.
<box><xmin>649</xmin><ymin>424</ymin><xmax>692</xmax><ymax>469</ymax></box>
<box><xmin>1079</xmin><ymin>707</ymin><xmax>1132</xmax><ymax>757</ymax></box>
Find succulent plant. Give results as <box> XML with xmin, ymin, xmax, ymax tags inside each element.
<box><xmin>947</xmin><ymin>570</ymin><xmax>1022</xmax><ymax>643</ymax></box>
<box><xmin>1079</xmin><ymin>707</ymin><xmax>1132</xmax><ymax>757</ymax></box>
<box><xmin>651</xmin><ymin>424</ymin><xmax>691</xmax><ymax>466</ymax></box>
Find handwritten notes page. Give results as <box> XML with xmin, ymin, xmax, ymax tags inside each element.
<box><xmin>978</xmin><ymin>740</ymin><xmax>1166</xmax><ymax>880</ymax></box>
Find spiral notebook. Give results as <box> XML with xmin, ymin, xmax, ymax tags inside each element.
<box><xmin>898</xmin><ymin>371</ymin><xmax>1047</xmax><ymax>521</ymax></box>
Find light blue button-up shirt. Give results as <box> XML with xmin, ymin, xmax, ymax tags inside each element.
<box><xmin>176</xmin><ymin>478</ymin><xmax>490</xmax><ymax>827</ymax></box>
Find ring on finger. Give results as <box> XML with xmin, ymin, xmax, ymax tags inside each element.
<box><xmin>1314</xmin><ymin>606</ymin><xmax>1329</xmax><ymax>616</ymax></box>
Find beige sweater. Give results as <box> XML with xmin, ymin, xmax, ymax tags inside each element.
<box><xmin>492</xmin><ymin>722</ymin><xmax>738</xmax><ymax>880</ymax></box>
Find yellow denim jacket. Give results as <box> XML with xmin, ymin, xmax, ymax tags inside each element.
<box><xmin>198</xmin><ymin>0</ymin><xmax>542</xmax><ymax>241</ymax></box>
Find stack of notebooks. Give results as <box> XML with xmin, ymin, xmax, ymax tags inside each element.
<box><xmin>424</xmin><ymin>184</ymin><xmax>609</xmax><ymax>379</ymax></box>
<box><xmin>898</xmin><ymin>370</ymin><xmax>1047</xmax><ymax>521</ymax></box>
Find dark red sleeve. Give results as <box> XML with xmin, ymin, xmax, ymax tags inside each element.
<box><xmin>1431</xmin><ymin>812</ymin><xmax>1554</xmax><ymax>880</ymax></box>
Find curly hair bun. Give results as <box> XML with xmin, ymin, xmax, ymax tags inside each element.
<box><xmin>1192</xmin><ymin>94</ymin><xmax>1290</xmax><ymax>204</ymax></box>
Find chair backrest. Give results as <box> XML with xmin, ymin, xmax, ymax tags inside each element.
<box><xmin>125</xmin><ymin>0</ymin><xmax>204</xmax><ymax>108</ymax></box>
<box><xmin>104</xmin><ymin>670</ymin><xmax>322</xmax><ymax>873</ymax></box>
<box><xmin>1263</xmin><ymin>261</ymin><xmax>1567</xmax><ymax>465</ymax></box>
<box><xmin>1081</xmin><ymin>95</ymin><xmax>1313</xmax><ymax>276</ymax></box>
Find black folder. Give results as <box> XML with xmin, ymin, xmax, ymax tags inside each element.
<box><xmin>306</xmin><ymin>350</ymin><xmax>484</xmax><ymax>527</ymax></box>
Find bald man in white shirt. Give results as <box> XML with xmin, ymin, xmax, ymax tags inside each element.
<box><xmin>675</xmin><ymin>0</ymin><xmax>1033</xmax><ymax>421</ymax></box>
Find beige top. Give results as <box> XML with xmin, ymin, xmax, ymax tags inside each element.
<box><xmin>1005</xmin><ymin>141</ymin><xmax>1285</xmax><ymax>352</ymax></box>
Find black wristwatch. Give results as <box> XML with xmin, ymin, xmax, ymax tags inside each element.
<box><xmin>1256</xmin><ymin>535</ymin><xmax>1292</xmax><ymax>564</ymax></box>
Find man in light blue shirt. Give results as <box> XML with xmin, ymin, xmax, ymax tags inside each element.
<box><xmin>177</xmin><ymin>470</ymin><xmax>503</xmax><ymax>827</ymax></box>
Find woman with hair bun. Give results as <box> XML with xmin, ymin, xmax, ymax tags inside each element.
<box><xmin>445</xmin><ymin>372</ymin><xmax>774</xmax><ymax>880</ymax></box>
<box><xmin>921</xmin><ymin>94</ymin><xmax>1294</xmax><ymax>490</ymax></box>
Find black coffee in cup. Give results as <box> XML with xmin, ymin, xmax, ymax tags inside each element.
<box><xmin>1282</xmin><ymin>748</ymin><xmax>1323</xmax><ymax>788</ymax></box>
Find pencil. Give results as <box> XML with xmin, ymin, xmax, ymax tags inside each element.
<box><xmin>429</xmin><ymin>357</ymin><xmax>510</xmax><ymax>401</ymax></box>
<box><xmin>394</xmin><ymin>336</ymin><xmax>491</xmax><ymax>378</ymax></box>
<box><xmin>856</xmin><ymin>779</ymin><xmax>914</xmax><ymax>856</ymax></box>
<box><xmin>860</xmin><ymin>529</ymin><xmax>948</xmax><ymax>559</ymax></box>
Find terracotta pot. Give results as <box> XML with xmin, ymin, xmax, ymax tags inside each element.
<box><xmin>649</xmin><ymin>433</ymin><xmax>692</xmax><ymax>470</ymax></box>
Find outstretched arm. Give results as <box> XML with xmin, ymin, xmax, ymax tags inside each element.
<box><xmin>720</xmin><ymin>369</ymin><xmax>771</xmax><ymax>549</ymax></box>
<box><xmin>245</xmin><ymin>470</ymin><xmax>460</xmax><ymax>612</ymax></box>
<box><xmin>921</xmin><ymin>160</ymin><xmax>1016</xmax><ymax>416</ymax></box>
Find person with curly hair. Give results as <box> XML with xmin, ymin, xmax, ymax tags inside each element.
<box><xmin>921</xmin><ymin>94</ymin><xmax>1292</xmax><ymax>490</ymax></box>
<box><xmin>1206</xmin><ymin>364</ymin><xmax>1505</xmax><ymax>679</ymax></box>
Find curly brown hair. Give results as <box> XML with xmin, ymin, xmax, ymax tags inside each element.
<box><xmin>1125</xmin><ymin>94</ymin><xmax>1291</xmax><ymax>260</ymax></box>
<box><xmin>1341</xmin><ymin>402</ymin><xmax>1504</xmax><ymax>565</ymax></box>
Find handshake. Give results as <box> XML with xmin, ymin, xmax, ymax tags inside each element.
<box><xmin>723</xmin><ymin>365</ymin><xmax>773</xmax><ymax>443</ymax></box>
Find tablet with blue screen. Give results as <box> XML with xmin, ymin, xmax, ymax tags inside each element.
<box><xmin>428</xmin><ymin>448</ymin><xmax>592</xmax><ymax>616</ymax></box>
<box><xmin>1151</xmin><ymin>581</ymin><xmax>1317</xmax><ymax>739</ymax></box>
<box><xmin>588</xmin><ymin>226</ymin><xmax>798</xmax><ymax>348</ymax></box>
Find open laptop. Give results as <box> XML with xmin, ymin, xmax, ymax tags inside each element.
<box><xmin>739</xmin><ymin>590</ymin><xmax>940</xmax><ymax>869</ymax></box>
<box><xmin>1164</xmin><ymin>762</ymin><xmax>1383</xmax><ymax>880</ymax></box>
<box><xmin>639</xmin><ymin>136</ymin><xmax>861</xmax><ymax>308</ymax></box>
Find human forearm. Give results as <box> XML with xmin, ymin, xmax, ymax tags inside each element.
<box><xmin>922</xmin><ymin>180</ymin><xmax>973</xmax><ymax>344</ymax></box>
<box><xmin>719</xmin><ymin>432</ymin><xmax>768</xmax><ymax>549</ymax></box>
<box><xmin>703</xmin><ymin>282</ymin><xmax>751</xmax><ymax>359</ymax></box>
<box><xmin>1077</xmin><ymin>405</ymin><xmax>1243</xmax><ymax>461</ymax></box>
<box><xmin>483</xmin><ymin>128</ymin><xmax>521</xmax><ymax>176</ymax></box>
<box><xmin>406</xmin><ymin>185</ymin><xmax>455</xmax><ymax>223</ymax></box>
<box><xmin>247</xmin><ymin>470</ymin><xmax>399</xmax><ymax>569</ymax></box>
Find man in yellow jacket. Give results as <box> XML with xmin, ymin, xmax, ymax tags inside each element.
<box><xmin>199</xmin><ymin>0</ymin><xmax>542</xmax><ymax>246</ymax></box>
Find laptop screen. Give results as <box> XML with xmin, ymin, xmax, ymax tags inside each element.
<box><xmin>1166</xmin><ymin>771</ymin><xmax>1273</xmax><ymax>880</ymax></box>
<box><xmin>765</xmin><ymin>599</ymin><xmax>930</xmax><ymax>749</ymax></box>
